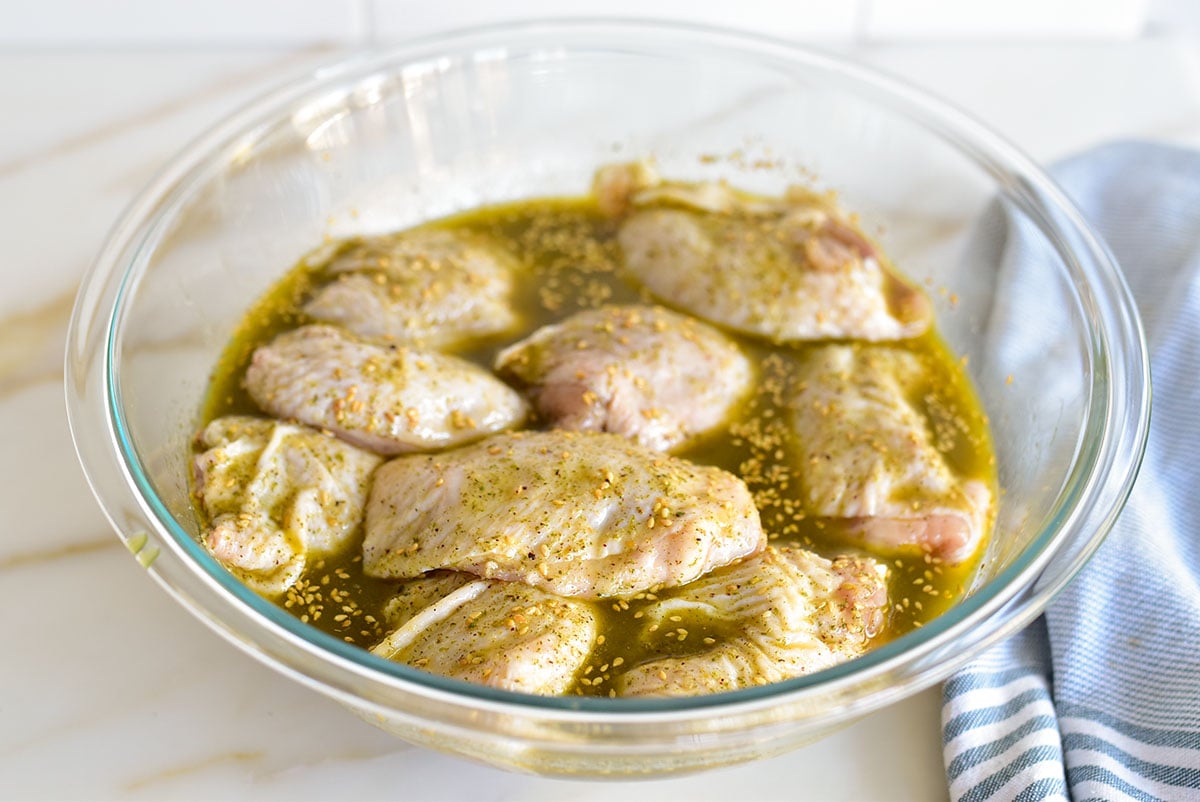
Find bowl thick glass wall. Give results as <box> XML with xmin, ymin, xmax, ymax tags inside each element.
<box><xmin>67</xmin><ymin>21</ymin><xmax>1148</xmax><ymax>776</ymax></box>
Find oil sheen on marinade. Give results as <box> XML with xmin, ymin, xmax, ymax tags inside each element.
<box><xmin>200</xmin><ymin>197</ymin><xmax>995</xmax><ymax>695</ymax></box>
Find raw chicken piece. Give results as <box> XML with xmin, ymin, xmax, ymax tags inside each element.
<box><xmin>381</xmin><ymin>571</ymin><xmax>475</xmax><ymax>628</ymax></box>
<box><xmin>372</xmin><ymin>578</ymin><xmax>597</xmax><ymax>695</ymax></box>
<box><xmin>790</xmin><ymin>345</ymin><xmax>992</xmax><ymax>564</ymax></box>
<box><xmin>303</xmin><ymin>228</ymin><xmax>520</xmax><ymax>346</ymax></box>
<box><xmin>604</xmin><ymin>163</ymin><xmax>930</xmax><ymax>342</ymax></box>
<box><xmin>245</xmin><ymin>325</ymin><xmax>528</xmax><ymax>456</ymax></box>
<box><xmin>192</xmin><ymin>415</ymin><xmax>382</xmax><ymax>595</ymax></box>
<box><xmin>495</xmin><ymin>305</ymin><xmax>752</xmax><ymax>452</ymax></box>
<box><xmin>595</xmin><ymin>160</ymin><xmax>778</xmax><ymax>218</ymax></box>
<box><xmin>618</xmin><ymin>546</ymin><xmax>888</xmax><ymax>696</ymax></box>
<box><xmin>363</xmin><ymin>430</ymin><xmax>765</xmax><ymax>598</ymax></box>
<box><xmin>592</xmin><ymin>160</ymin><xmax>662</xmax><ymax>217</ymax></box>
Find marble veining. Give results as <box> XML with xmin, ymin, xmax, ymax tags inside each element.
<box><xmin>0</xmin><ymin>47</ymin><xmax>338</xmax><ymax>180</ymax></box>
<box><xmin>0</xmin><ymin>286</ymin><xmax>76</xmax><ymax>395</ymax></box>
<box><xmin>123</xmin><ymin>751</ymin><xmax>267</xmax><ymax>794</ymax></box>
<box><xmin>0</xmin><ymin>535</ymin><xmax>118</xmax><ymax>570</ymax></box>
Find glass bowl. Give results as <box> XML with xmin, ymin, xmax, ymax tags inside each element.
<box><xmin>65</xmin><ymin>19</ymin><xmax>1150</xmax><ymax>777</ymax></box>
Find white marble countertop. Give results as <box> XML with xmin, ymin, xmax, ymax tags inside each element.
<box><xmin>2</xmin><ymin>36</ymin><xmax>1198</xmax><ymax>801</ymax></box>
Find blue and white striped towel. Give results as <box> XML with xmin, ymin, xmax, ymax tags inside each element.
<box><xmin>942</xmin><ymin>141</ymin><xmax>1200</xmax><ymax>801</ymax></box>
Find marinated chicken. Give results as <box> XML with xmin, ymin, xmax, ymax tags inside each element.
<box><xmin>304</xmin><ymin>228</ymin><xmax>520</xmax><ymax>347</ymax></box>
<box><xmin>196</xmin><ymin>163</ymin><xmax>997</xmax><ymax>698</ymax></box>
<box><xmin>372</xmin><ymin>577</ymin><xmax>597</xmax><ymax>695</ymax></box>
<box><xmin>790</xmin><ymin>345</ymin><xmax>992</xmax><ymax>564</ymax></box>
<box><xmin>362</xmin><ymin>430</ymin><xmax>765</xmax><ymax>598</ymax></box>
<box><xmin>244</xmin><ymin>324</ymin><xmax>528</xmax><ymax>455</ymax></box>
<box><xmin>192</xmin><ymin>415</ymin><xmax>382</xmax><ymax>595</ymax></box>
<box><xmin>495</xmin><ymin>304</ymin><xmax>752</xmax><ymax>451</ymax></box>
<box><xmin>618</xmin><ymin>546</ymin><xmax>887</xmax><ymax>696</ymax></box>
<box><xmin>603</xmin><ymin>162</ymin><xmax>931</xmax><ymax>342</ymax></box>
<box><xmin>382</xmin><ymin>570</ymin><xmax>476</xmax><ymax>627</ymax></box>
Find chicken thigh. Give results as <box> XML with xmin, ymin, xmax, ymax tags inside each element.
<box><xmin>303</xmin><ymin>228</ymin><xmax>520</xmax><ymax>346</ymax></box>
<box><xmin>363</xmin><ymin>430</ymin><xmax>765</xmax><ymax>598</ymax></box>
<box><xmin>372</xmin><ymin>577</ymin><xmax>597</xmax><ymax>695</ymax></box>
<box><xmin>617</xmin><ymin>546</ymin><xmax>887</xmax><ymax>696</ymax></box>
<box><xmin>244</xmin><ymin>325</ymin><xmax>528</xmax><ymax>455</ymax></box>
<box><xmin>602</xmin><ymin>162</ymin><xmax>930</xmax><ymax>343</ymax></box>
<box><xmin>192</xmin><ymin>415</ymin><xmax>382</xmax><ymax>595</ymax></box>
<box><xmin>790</xmin><ymin>345</ymin><xmax>992</xmax><ymax>564</ymax></box>
<box><xmin>495</xmin><ymin>304</ymin><xmax>751</xmax><ymax>452</ymax></box>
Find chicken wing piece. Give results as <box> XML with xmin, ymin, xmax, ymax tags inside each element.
<box><xmin>192</xmin><ymin>415</ymin><xmax>382</xmax><ymax>595</ymax></box>
<box><xmin>495</xmin><ymin>305</ymin><xmax>751</xmax><ymax>452</ymax></box>
<box><xmin>617</xmin><ymin>546</ymin><xmax>888</xmax><ymax>696</ymax></box>
<box><xmin>600</xmin><ymin>162</ymin><xmax>930</xmax><ymax>343</ymax></box>
<box><xmin>303</xmin><ymin>228</ymin><xmax>520</xmax><ymax>347</ymax></box>
<box><xmin>363</xmin><ymin>430</ymin><xmax>765</xmax><ymax>599</ymax></box>
<box><xmin>372</xmin><ymin>578</ymin><xmax>597</xmax><ymax>696</ymax></box>
<box><xmin>244</xmin><ymin>325</ymin><xmax>528</xmax><ymax>456</ymax></box>
<box><xmin>790</xmin><ymin>345</ymin><xmax>992</xmax><ymax>564</ymax></box>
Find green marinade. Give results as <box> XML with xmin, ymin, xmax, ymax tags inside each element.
<box><xmin>199</xmin><ymin>196</ymin><xmax>995</xmax><ymax>694</ymax></box>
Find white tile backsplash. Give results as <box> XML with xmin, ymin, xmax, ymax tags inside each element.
<box><xmin>0</xmin><ymin>0</ymin><xmax>366</xmax><ymax>45</ymax></box>
<box><xmin>0</xmin><ymin>0</ymin><xmax>1177</xmax><ymax>46</ymax></box>
<box><xmin>863</xmin><ymin>0</ymin><xmax>1151</xmax><ymax>39</ymax></box>
<box><xmin>368</xmin><ymin>0</ymin><xmax>859</xmax><ymax>42</ymax></box>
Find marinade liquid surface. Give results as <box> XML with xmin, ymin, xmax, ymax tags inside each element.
<box><xmin>199</xmin><ymin>197</ymin><xmax>996</xmax><ymax>695</ymax></box>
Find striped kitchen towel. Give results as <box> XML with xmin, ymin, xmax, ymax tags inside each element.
<box><xmin>942</xmin><ymin>141</ymin><xmax>1200</xmax><ymax>801</ymax></box>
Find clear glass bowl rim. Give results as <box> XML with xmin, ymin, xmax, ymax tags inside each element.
<box><xmin>66</xmin><ymin>17</ymin><xmax>1151</xmax><ymax>723</ymax></box>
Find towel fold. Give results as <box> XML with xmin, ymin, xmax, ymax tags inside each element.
<box><xmin>942</xmin><ymin>141</ymin><xmax>1200</xmax><ymax>801</ymax></box>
